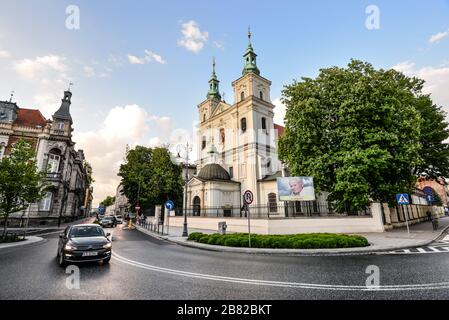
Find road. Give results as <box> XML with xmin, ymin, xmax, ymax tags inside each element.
<box><xmin>1</xmin><ymin>224</ymin><xmax>449</xmax><ymax>300</ymax></box>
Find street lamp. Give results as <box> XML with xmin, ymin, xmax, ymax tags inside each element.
<box><xmin>176</xmin><ymin>141</ymin><xmax>192</xmax><ymax>237</ymax></box>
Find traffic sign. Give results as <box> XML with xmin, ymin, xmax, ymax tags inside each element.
<box><xmin>243</xmin><ymin>190</ymin><xmax>254</xmax><ymax>205</ymax></box>
<box><xmin>396</xmin><ymin>193</ymin><xmax>410</xmax><ymax>205</ymax></box>
<box><xmin>423</xmin><ymin>187</ymin><xmax>433</xmax><ymax>196</ymax></box>
<box><xmin>165</xmin><ymin>200</ymin><xmax>174</xmax><ymax>211</ymax></box>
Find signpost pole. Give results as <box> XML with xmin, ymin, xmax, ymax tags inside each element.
<box><xmin>243</xmin><ymin>190</ymin><xmax>253</xmax><ymax>249</ymax></box>
<box><xmin>402</xmin><ymin>205</ymin><xmax>410</xmax><ymax>235</ymax></box>
<box><xmin>247</xmin><ymin>204</ymin><xmax>251</xmax><ymax>248</ymax></box>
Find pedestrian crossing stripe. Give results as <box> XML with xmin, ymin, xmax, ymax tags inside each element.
<box><xmin>385</xmin><ymin>241</ymin><xmax>449</xmax><ymax>254</ymax></box>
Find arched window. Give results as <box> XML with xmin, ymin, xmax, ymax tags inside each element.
<box><xmin>220</xmin><ymin>128</ymin><xmax>225</xmax><ymax>144</ymax></box>
<box><xmin>203</xmin><ymin>114</ymin><xmax>206</xmax><ymax>122</ymax></box>
<box><xmin>261</xmin><ymin>117</ymin><xmax>267</xmax><ymax>130</ymax></box>
<box><xmin>241</xmin><ymin>118</ymin><xmax>247</xmax><ymax>133</ymax></box>
<box><xmin>268</xmin><ymin>193</ymin><xmax>277</xmax><ymax>213</ymax></box>
<box><xmin>193</xmin><ymin>196</ymin><xmax>201</xmax><ymax>216</ymax></box>
<box><xmin>201</xmin><ymin>136</ymin><xmax>206</xmax><ymax>150</ymax></box>
<box><xmin>241</xmin><ymin>92</ymin><xmax>245</xmax><ymax>101</ymax></box>
<box><xmin>259</xmin><ymin>91</ymin><xmax>263</xmax><ymax>100</ymax></box>
<box><xmin>48</xmin><ymin>149</ymin><xmax>62</xmax><ymax>173</ymax></box>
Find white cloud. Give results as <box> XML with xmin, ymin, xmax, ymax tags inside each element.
<box><xmin>429</xmin><ymin>29</ymin><xmax>449</xmax><ymax>44</ymax></box>
<box><xmin>391</xmin><ymin>61</ymin><xmax>415</xmax><ymax>74</ymax></box>
<box><xmin>128</xmin><ymin>54</ymin><xmax>145</xmax><ymax>65</ymax></box>
<box><xmin>83</xmin><ymin>66</ymin><xmax>95</xmax><ymax>78</ymax></box>
<box><xmin>144</xmin><ymin>50</ymin><xmax>167</xmax><ymax>64</ymax></box>
<box><xmin>14</xmin><ymin>55</ymin><xmax>68</xmax><ymax>78</ymax></box>
<box><xmin>0</xmin><ymin>50</ymin><xmax>11</xmax><ymax>58</ymax></box>
<box><xmin>128</xmin><ymin>50</ymin><xmax>166</xmax><ymax>65</ymax></box>
<box><xmin>273</xmin><ymin>97</ymin><xmax>286</xmax><ymax>125</ymax></box>
<box><xmin>177</xmin><ymin>20</ymin><xmax>209</xmax><ymax>53</ymax></box>
<box><xmin>74</xmin><ymin>104</ymin><xmax>150</xmax><ymax>206</ymax></box>
<box><xmin>212</xmin><ymin>41</ymin><xmax>224</xmax><ymax>50</ymax></box>
<box><xmin>393</xmin><ymin>61</ymin><xmax>449</xmax><ymax>112</ymax></box>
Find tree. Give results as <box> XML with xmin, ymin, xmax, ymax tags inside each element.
<box><xmin>118</xmin><ymin>146</ymin><xmax>183</xmax><ymax>213</ymax></box>
<box><xmin>0</xmin><ymin>139</ymin><xmax>48</xmax><ymax>236</ymax></box>
<box><xmin>100</xmin><ymin>196</ymin><xmax>115</xmax><ymax>207</ymax></box>
<box><xmin>84</xmin><ymin>161</ymin><xmax>94</xmax><ymax>188</ymax></box>
<box><xmin>413</xmin><ymin>95</ymin><xmax>449</xmax><ymax>180</ymax></box>
<box><xmin>278</xmin><ymin>60</ymin><xmax>431</xmax><ymax>211</ymax></box>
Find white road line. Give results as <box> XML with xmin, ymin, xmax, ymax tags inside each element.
<box><xmin>416</xmin><ymin>248</ymin><xmax>427</xmax><ymax>253</ymax></box>
<box><xmin>427</xmin><ymin>247</ymin><xmax>441</xmax><ymax>252</ymax></box>
<box><xmin>443</xmin><ymin>236</ymin><xmax>449</xmax><ymax>241</ymax></box>
<box><xmin>111</xmin><ymin>252</ymin><xmax>449</xmax><ymax>291</ymax></box>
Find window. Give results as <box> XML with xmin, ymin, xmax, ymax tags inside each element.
<box><xmin>259</xmin><ymin>91</ymin><xmax>263</xmax><ymax>100</ymax></box>
<box><xmin>241</xmin><ymin>92</ymin><xmax>245</xmax><ymax>101</ymax></box>
<box><xmin>241</xmin><ymin>118</ymin><xmax>247</xmax><ymax>133</ymax></box>
<box><xmin>201</xmin><ymin>136</ymin><xmax>206</xmax><ymax>150</ymax></box>
<box><xmin>0</xmin><ymin>143</ymin><xmax>5</xmax><ymax>160</ymax></box>
<box><xmin>229</xmin><ymin>167</ymin><xmax>233</xmax><ymax>179</ymax></box>
<box><xmin>220</xmin><ymin>128</ymin><xmax>225</xmax><ymax>144</ymax></box>
<box><xmin>57</xmin><ymin>122</ymin><xmax>64</xmax><ymax>130</ymax></box>
<box><xmin>39</xmin><ymin>192</ymin><xmax>53</xmax><ymax>211</ymax></box>
<box><xmin>203</xmin><ymin>114</ymin><xmax>206</xmax><ymax>122</ymax></box>
<box><xmin>261</xmin><ymin>117</ymin><xmax>267</xmax><ymax>130</ymax></box>
<box><xmin>268</xmin><ymin>193</ymin><xmax>277</xmax><ymax>213</ymax></box>
<box><xmin>48</xmin><ymin>154</ymin><xmax>60</xmax><ymax>173</ymax></box>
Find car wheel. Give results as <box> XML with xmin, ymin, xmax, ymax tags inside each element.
<box><xmin>103</xmin><ymin>257</ymin><xmax>111</xmax><ymax>265</ymax></box>
<box><xmin>58</xmin><ymin>251</ymin><xmax>67</xmax><ymax>267</ymax></box>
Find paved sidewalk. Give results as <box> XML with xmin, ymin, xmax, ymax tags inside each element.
<box><xmin>134</xmin><ymin>216</ymin><xmax>449</xmax><ymax>255</ymax></box>
<box><xmin>0</xmin><ymin>236</ymin><xmax>44</xmax><ymax>250</ymax></box>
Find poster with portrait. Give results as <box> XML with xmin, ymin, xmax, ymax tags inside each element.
<box><xmin>277</xmin><ymin>177</ymin><xmax>316</xmax><ymax>201</ymax></box>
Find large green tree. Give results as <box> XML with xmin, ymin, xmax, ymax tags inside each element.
<box><xmin>118</xmin><ymin>146</ymin><xmax>183</xmax><ymax>213</ymax></box>
<box><xmin>100</xmin><ymin>195</ymin><xmax>115</xmax><ymax>207</ymax></box>
<box><xmin>0</xmin><ymin>139</ymin><xmax>48</xmax><ymax>236</ymax></box>
<box><xmin>278</xmin><ymin>59</ymin><xmax>442</xmax><ymax>211</ymax></box>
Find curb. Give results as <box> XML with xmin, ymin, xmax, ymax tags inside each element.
<box><xmin>134</xmin><ymin>223</ymin><xmax>449</xmax><ymax>256</ymax></box>
<box><xmin>0</xmin><ymin>236</ymin><xmax>45</xmax><ymax>251</ymax></box>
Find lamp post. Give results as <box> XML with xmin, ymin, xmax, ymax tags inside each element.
<box><xmin>177</xmin><ymin>141</ymin><xmax>191</xmax><ymax>237</ymax></box>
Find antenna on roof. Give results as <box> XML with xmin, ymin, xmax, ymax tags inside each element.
<box><xmin>9</xmin><ymin>90</ymin><xmax>14</xmax><ymax>103</ymax></box>
<box><xmin>68</xmin><ymin>82</ymin><xmax>74</xmax><ymax>91</ymax></box>
<box><xmin>222</xmin><ymin>92</ymin><xmax>226</xmax><ymax>102</ymax></box>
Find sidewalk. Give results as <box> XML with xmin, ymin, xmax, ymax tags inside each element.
<box><xmin>134</xmin><ymin>216</ymin><xmax>449</xmax><ymax>255</ymax></box>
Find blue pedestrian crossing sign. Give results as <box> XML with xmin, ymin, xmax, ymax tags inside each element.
<box><xmin>396</xmin><ymin>194</ymin><xmax>410</xmax><ymax>205</ymax></box>
<box><xmin>165</xmin><ymin>200</ymin><xmax>174</xmax><ymax>211</ymax></box>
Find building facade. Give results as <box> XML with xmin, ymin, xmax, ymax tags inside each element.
<box><xmin>186</xmin><ymin>32</ymin><xmax>287</xmax><ymax>216</ymax></box>
<box><xmin>0</xmin><ymin>90</ymin><xmax>92</xmax><ymax>226</ymax></box>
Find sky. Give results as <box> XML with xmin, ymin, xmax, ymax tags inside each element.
<box><xmin>0</xmin><ymin>0</ymin><xmax>449</xmax><ymax>206</ymax></box>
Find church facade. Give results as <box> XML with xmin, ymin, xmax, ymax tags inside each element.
<box><xmin>186</xmin><ymin>32</ymin><xmax>285</xmax><ymax>216</ymax></box>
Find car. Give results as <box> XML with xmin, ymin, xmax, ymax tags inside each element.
<box><xmin>101</xmin><ymin>216</ymin><xmax>117</xmax><ymax>228</ymax></box>
<box><xmin>115</xmin><ymin>215</ymin><xmax>123</xmax><ymax>224</ymax></box>
<box><xmin>57</xmin><ymin>224</ymin><xmax>112</xmax><ymax>267</ymax></box>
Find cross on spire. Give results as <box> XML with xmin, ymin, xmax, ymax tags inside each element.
<box><xmin>248</xmin><ymin>25</ymin><xmax>252</xmax><ymax>44</ymax></box>
<box><xmin>68</xmin><ymin>82</ymin><xmax>74</xmax><ymax>91</ymax></box>
<box><xmin>9</xmin><ymin>90</ymin><xmax>14</xmax><ymax>102</ymax></box>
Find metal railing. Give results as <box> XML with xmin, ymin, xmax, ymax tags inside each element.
<box><xmin>136</xmin><ymin>218</ymin><xmax>168</xmax><ymax>235</ymax></box>
<box><xmin>171</xmin><ymin>201</ymin><xmax>372</xmax><ymax>219</ymax></box>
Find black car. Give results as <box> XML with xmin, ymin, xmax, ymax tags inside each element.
<box><xmin>57</xmin><ymin>224</ymin><xmax>112</xmax><ymax>267</ymax></box>
<box><xmin>101</xmin><ymin>216</ymin><xmax>117</xmax><ymax>228</ymax></box>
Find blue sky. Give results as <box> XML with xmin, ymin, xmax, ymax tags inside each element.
<box><xmin>1</xmin><ymin>0</ymin><xmax>448</xmax><ymax>204</ymax></box>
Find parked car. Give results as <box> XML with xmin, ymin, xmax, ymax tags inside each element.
<box><xmin>57</xmin><ymin>224</ymin><xmax>112</xmax><ymax>267</ymax></box>
<box><xmin>115</xmin><ymin>215</ymin><xmax>123</xmax><ymax>224</ymax></box>
<box><xmin>101</xmin><ymin>216</ymin><xmax>117</xmax><ymax>228</ymax></box>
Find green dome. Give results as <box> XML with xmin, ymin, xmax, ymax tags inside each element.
<box><xmin>197</xmin><ymin>163</ymin><xmax>230</xmax><ymax>181</ymax></box>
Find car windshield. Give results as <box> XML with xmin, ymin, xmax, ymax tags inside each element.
<box><xmin>70</xmin><ymin>226</ymin><xmax>104</xmax><ymax>238</ymax></box>
<box><xmin>103</xmin><ymin>217</ymin><xmax>112</xmax><ymax>221</ymax></box>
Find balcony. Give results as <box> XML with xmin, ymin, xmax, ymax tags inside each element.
<box><xmin>46</xmin><ymin>172</ymin><xmax>62</xmax><ymax>182</ymax></box>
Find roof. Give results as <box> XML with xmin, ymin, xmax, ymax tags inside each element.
<box><xmin>274</xmin><ymin>124</ymin><xmax>285</xmax><ymax>137</ymax></box>
<box><xmin>14</xmin><ymin>108</ymin><xmax>47</xmax><ymax>128</ymax></box>
<box><xmin>197</xmin><ymin>163</ymin><xmax>231</xmax><ymax>181</ymax></box>
<box><xmin>258</xmin><ymin>170</ymin><xmax>282</xmax><ymax>182</ymax></box>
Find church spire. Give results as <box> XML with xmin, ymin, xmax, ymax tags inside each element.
<box><xmin>53</xmin><ymin>89</ymin><xmax>73</xmax><ymax>124</ymax></box>
<box><xmin>242</xmin><ymin>26</ymin><xmax>260</xmax><ymax>75</ymax></box>
<box><xmin>207</xmin><ymin>57</ymin><xmax>221</xmax><ymax>100</ymax></box>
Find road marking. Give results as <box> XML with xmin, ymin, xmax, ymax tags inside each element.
<box><xmin>112</xmin><ymin>252</ymin><xmax>449</xmax><ymax>291</ymax></box>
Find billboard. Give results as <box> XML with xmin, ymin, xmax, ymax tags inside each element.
<box><xmin>276</xmin><ymin>177</ymin><xmax>316</xmax><ymax>201</ymax></box>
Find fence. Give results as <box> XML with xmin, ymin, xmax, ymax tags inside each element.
<box><xmin>136</xmin><ymin>217</ymin><xmax>168</xmax><ymax>236</ymax></box>
<box><xmin>171</xmin><ymin>201</ymin><xmax>372</xmax><ymax>219</ymax></box>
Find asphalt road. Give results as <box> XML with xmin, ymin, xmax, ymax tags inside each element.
<box><xmin>1</xmin><ymin>224</ymin><xmax>449</xmax><ymax>300</ymax></box>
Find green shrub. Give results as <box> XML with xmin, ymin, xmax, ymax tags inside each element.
<box><xmin>188</xmin><ymin>232</ymin><xmax>204</xmax><ymax>241</ymax></box>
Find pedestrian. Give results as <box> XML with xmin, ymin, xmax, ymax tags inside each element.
<box><xmin>445</xmin><ymin>207</ymin><xmax>449</xmax><ymax>216</ymax></box>
<box><xmin>426</xmin><ymin>210</ymin><xmax>432</xmax><ymax>222</ymax></box>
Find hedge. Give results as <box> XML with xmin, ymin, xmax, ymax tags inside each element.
<box><xmin>187</xmin><ymin>232</ymin><xmax>369</xmax><ymax>249</ymax></box>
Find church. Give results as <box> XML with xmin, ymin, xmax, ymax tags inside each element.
<box><xmin>186</xmin><ymin>31</ymin><xmax>286</xmax><ymax>217</ymax></box>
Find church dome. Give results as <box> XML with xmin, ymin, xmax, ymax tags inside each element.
<box><xmin>197</xmin><ymin>163</ymin><xmax>230</xmax><ymax>181</ymax></box>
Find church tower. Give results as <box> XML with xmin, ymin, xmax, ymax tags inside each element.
<box><xmin>52</xmin><ymin>90</ymin><xmax>73</xmax><ymax>137</ymax></box>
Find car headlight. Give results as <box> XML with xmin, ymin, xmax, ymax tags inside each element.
<box><xmin>64</xmin><ymin>243</ymin><xmax>77</xmax><ymax>251</ymax></box>
<box><xmin>103</xmin><ymin>243</ymin><xmax>112</xmax><ymax>249</ymax></box>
